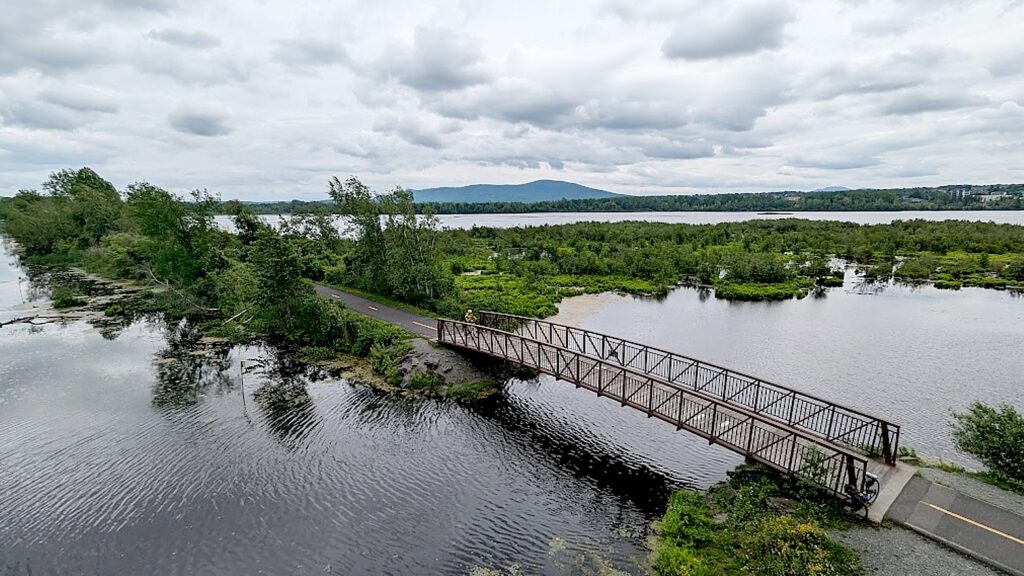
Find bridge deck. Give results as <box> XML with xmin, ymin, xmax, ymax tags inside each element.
<box><xmin>438</xmin><ymin>318</ymin><xmax>878</xmax><ymax>499</ymax></box>
<box><xmin>475</xmin><ymin>311</ymin><xmax>900</xmax><ymax>465</ymax></box>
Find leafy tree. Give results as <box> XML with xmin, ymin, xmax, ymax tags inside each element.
<box><xmin>123</xmin><ymin>183</ymin><xmax>224</xmax><ymax>285</ymax></box>
<box><xmin>328</xmin><ymin>177</ymin><xmax>453</xmax><ymax>305</ymax></box>
<box><xmin>952</xmin><ymin>402</ymin><xmax>1024</xmax><ymax>484</ymax></box>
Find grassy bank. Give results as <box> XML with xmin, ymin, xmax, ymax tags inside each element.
<box><xmin>651</xmin><ymin>465</ymin><xmax>861</xmax><ymax>576</ymax></box>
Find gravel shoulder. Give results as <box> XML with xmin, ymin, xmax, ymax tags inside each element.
<box><xmin>834</xmin><ymin>523</ymin><xmax>1003</xmax><ymax>576</ymax></box>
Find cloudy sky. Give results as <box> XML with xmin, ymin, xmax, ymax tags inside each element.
<box><xmin>2</xmin><ymin>0</ymin><xmax>1023</xmax><ymax>200</ymax></box>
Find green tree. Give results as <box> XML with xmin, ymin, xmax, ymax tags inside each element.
<box><xmin>329</xmin><ymin>177</ymin><xmax>453</xmax><ymax>305</ymax></box>
<box><xmin>952</xmin><ymin>402</ymin><xmax>1024</xmax><ymax>483</ymax></box>
<box><xmin>123</xmin><ymin>183</ymin><xmax>224</xmax><ymax>285</ymax></box>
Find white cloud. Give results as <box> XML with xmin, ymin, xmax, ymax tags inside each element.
<box><xmin>0</xmin><ymin>0</ymin><xmax>1022</xmax><ymax>199</ymax></box>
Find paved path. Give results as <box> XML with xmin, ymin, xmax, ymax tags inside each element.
<box><xmin>313</xmin><ymin>283</ymin><xmax>439</xmax><ymax>339</ymax></box>
<box><xmin>886</xmin><ymin>476</ymin><xmax>1024</xmax><ymax>575</ymax></box>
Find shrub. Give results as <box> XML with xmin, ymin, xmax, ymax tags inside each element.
<box><xmin>651</xmin><ymin>542</ymin><xmax>712</xmax><ymax>576</ymax></box>
<box><xmin>741</xmin><ymin>515</ymin><xmax>859</xmax><ymax>576</ymax></box>
<box><xmin>51</xmin><ymin>285</ymin><xmax>85</xmax><ymax>308</ymax></box>
<box><xmin>657</xmin><ymin>490</ymin><xmax>716</xmax><ymax>547</ymax></box>
<box><xmin>952</xmin><ymin>402</ymin><xmax>1024</xmax><ymax>483</ymax></box>
<box><xmin>406</xmin><ymin>372</ymin><xmax>444</xmax><ymax>391</ymax></box>
<box><xmin>1002</xmin><ymin>257</ymin><xmax>1024</xmax><ymax>281</ymax></box>
<box><xmin>368</xmin><ymin>342</ymin><xmax>409</xmax><ymax>387</ymax></box>
<box><xmin>446</xmin><ymin>380</ymin><xmax>499</xmax><ymax>401</ymax></box>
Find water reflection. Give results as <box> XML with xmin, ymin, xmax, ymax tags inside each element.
<box><xmin>152</xmin><ymin>320</ymin><xmax>235</xmax><ymax>408</ymax></box>
<box><xmin>250</xmin><ymin>348</ymin><xmax>323</xmax><ymax>445</ymax></box>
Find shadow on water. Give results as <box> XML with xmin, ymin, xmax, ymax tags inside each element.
<box><xmin>464</xmin><ymin>383</ymin><xmax>683</xmax><ymax>517</ymax></box>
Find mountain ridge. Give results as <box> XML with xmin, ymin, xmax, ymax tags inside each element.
<box><xmin>411</xmin><ymin>179</ymin><xmax>622</xmax><ymax>203</ymax></box>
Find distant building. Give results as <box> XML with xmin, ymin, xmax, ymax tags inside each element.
<box><xmin>980</xmin><ymin>193</ymin><xmax>1011</xmax><ymax>202</ymax></box>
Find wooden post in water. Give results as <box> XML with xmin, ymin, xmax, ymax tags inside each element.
<box><xmin>239</xmin><ymin>360</ymin><xmax>248</xmax><ymax>416</ymax></box>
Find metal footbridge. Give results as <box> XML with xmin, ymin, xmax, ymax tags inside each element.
<box><xmin>437</xmin><ymin>311</ymin><xmax>902</xmax><ymax>503</ymax></box>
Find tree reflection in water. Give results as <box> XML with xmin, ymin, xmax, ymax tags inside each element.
<box><xmin>250</xmin><ymin>348</ymin><xmax>324</xmax><ymax>446</ymax></box>
<box><xmin>152</xmin><ymin>320</ymin><xmax>235</xmax><ymax>407</ymax></box>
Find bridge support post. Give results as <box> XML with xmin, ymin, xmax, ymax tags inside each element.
<box><xmin>844</xmin><ymin>454</ymin><xmax>859</xmax><ymax>490</ymax></box>
<box><xmin>881</xmin><ymin>422</ymin><xmax>894</xmax><ymax>465</ymax></box>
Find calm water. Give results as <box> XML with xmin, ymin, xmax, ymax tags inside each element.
<box><xmin>2</xmin><ymin>240</ymin><xmax>1023</xmax><ymax>574</ymax></box>
<box><xmin>215</xmin><ymin>210</ymin><xmax>1024</xmax><ymax>233</ymax></box>
<box><xmin>0</xmin><ymin>242</ymin><xmax>703</xmax><ymax>575</ymax></box>
<box><xmin>553</xmin><ymin>271</ymin><xmax>1024</xmax><ymax>464</ymax></box>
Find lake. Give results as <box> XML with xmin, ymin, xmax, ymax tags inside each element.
<box><xmin>2</xmin><ymin>239</ymin><xmax>1022</xmax><ymax>574</ymax></box>
<box><xmin>214</xmin><ymin>210</ymin><xmax>1024</xmax><ymax>233</ymax></box>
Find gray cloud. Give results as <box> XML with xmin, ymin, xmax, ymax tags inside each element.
<box><xmin>788</xmin><ymin>153</ymin><xmax>881</xmax><ymax>170</ymax></box>
<box><xmin>273</xmin><ymin>38</ymin><xmax>352</xmax><ymax>70</ymax></box>
<box><xmin>987</xmin><ymin>50</ymin><xmax>1024</xmax><ymax>77</ymax></box>
<box><xmin>640</xmin><ymin>138</ymin><xmax>716</xmax><ymax>160</ymax></box>
<box><xmin>662</xmin><ymin>1</ymin><xmax>795</xmax><ymax>60</ymax></box>
<box><xmin>576</xmin><ymin>100</ymin><xmax>691</xmax><ymax>131</ymax></box>
<box><xmin>134</xmin><ymin>52</ymin><xmax>250</xmax><ymax>86</ymax></box>
<box><xmin>0</xmin><ymin>101</ymin><xmax>83</xmax><ymax>131</ymax></box>
<box><xmin>0</xmin><ymin>36</ymin><xmax>111</xmax><ymax>76</ymax></box>
<box><xmin>0</xmin><ymin>83</ymin><xmax>117</xmax><ymax>130</ymax></box>
<box><xmin>881</xmin><ymin>89</ymin><xmax>989</xmax><ymax>115</ymax></box>
<box><xmin>40</xmin><ymin>90</ymin><xmax>119</xmax><ymax>114</ymax></box>
<box><xmin>383</xmin><ymin>26</ymin><xmax>489</xmax><ymax>92</ymax></box>
<box><xmin>148</xmin><ymin>28</ymin><xmax>220</xmax><ymax>49</ymax></box>
<box><xmin>433</xmin><ymin>80</ymin><xmax>578</xmax><ymax>127</ymax></box>
<box><xmin>372</xmin><ymin>115</ymin><xmax>446</xmax><ymax>149</ymax></box>
<box><xmin>168</xmin><ymin>107</ymin><xmax>232</xmax><ymax>136</ymax></box>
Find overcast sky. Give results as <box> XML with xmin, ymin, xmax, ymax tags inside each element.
<box><xmin>1</xmin><ymin>0</ymin><xmax>1022</xmax><ymax>200</ymax></box>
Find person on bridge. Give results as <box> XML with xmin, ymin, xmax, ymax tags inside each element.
<box><xmin>464</xmin><ymin>309</ymin><xmax>475</xmax><ymax>323</ymax></box>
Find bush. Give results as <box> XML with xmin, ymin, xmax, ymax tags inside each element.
<box><xmin>51</xmin><ymin>285</ymin><xmax>86</xmax><ymax>308</ymax></box>
<box><xmin>652</xmin><ymin>491</ymin><xmax>721</xmax><ymax>576</ymax></box>
<box><xmin>446</xmin><ymin>380</ymin><xmax>499</xmax><ymax>401</ymax></box>
<box><xmin>657</xmin><ymin>490</ymin><xmax>716</xmax><ymax>546</ymax></box>
<box><xmin>952</xmin><ymin>402</ymin><xmax>1024</xmax><ymax>483</ymax></box>
<box><xmin>406</xmin><ymin>372</ymin><xmax>444</xmax><ymax>392</ymax></box>
<box><xmin>713</xmin><ymin>280</ymin><xmax>812</xmax><ymax>301</ymax></box>
<box><xmin>741</xmin><ymin>515</ymin><xmax>859</xmax><ymax>576</ymax></box>
<box><xmin>368</xmin><ymin>342</ymin><xmax>410</xmax><ymax>386</ymax></box>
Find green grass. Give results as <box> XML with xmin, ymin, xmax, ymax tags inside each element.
<box><xmin>453</xmin><ymin>272</ymin><xmax>667</xmax><ymax>319</ymax></box>
<box><xmin>650</xmin><ymin>465</ymin><xmax>861</xmax><ymax>576</ymax></box>
<box><xmin>406</xmin><ymin>372</ymin><xmax>445</xmax><ymax>392</ymax></box>
<box><xmin>712</xmin><ymin>279</ymin><xmax>814</xmax><ymax>301</ymax></box>
<box><xmin>369</xmin><ymin>341</ymin><xmax>412</xmax><ymax>387</ymax></box>
<box><xmin>445</xmin><ymin>379</ymin><xmax>500</xmax><ymax>401</ymax></box>
<box><xmin>919</xmin><ymin>460</ymin><xmax>1024</xmax><ymax>497</ymax></box>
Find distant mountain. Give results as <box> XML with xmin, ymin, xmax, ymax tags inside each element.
<box><xmin>412</xmin><ymin>180</ymin><xmax>623</xmax><ymax>203</ymax></box>
<box><xmin>812</xmin><ymin>186</ymin><xmax>851</xmax><ymax>192</ymax></box>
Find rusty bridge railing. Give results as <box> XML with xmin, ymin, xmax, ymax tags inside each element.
<box><xmin>474</xmin><ymin>311</ymin><xmax>900</xmax><ymax>465</ymax></box>
<box><xmin>438</xmin><ymin>319</ymin><xmax>871</xmax><ymax>498</ymax></box>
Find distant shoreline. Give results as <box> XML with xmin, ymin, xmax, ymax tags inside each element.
<box><xmin>215</xmin><ymin>185</ymin><xmax>1023</xmax><ymax>215</ymax></box>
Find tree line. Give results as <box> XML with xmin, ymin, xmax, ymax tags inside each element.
<box><xmin>3</xmin><ymin>168</ymin><xmax>1024</xmax><ymax>324</ymax></box>
<box><xmin>0</xmin><ymin>168</ymin><xmax>411</xmax><ymax>362</ymax></box>
<box><xmin>209</xmin><ymin>184</ymin><xmax>1024</xmax><ymax>215</ymax></box>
